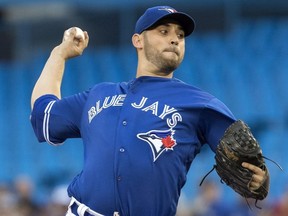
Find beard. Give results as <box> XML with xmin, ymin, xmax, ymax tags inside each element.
<box><xmin>143</xmin><ymin>34</ymin><xmax>184</xmax><ymax>74</ymax></box>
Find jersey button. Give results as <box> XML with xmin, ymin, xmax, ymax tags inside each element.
<box><xmin>117</xmin><ymin>176</ymin><xmax>122</xmax><ymax>181</ymax></box>
<box><xmin>122</xmin><ymin>120</ymin><xmax>127</xmax><ymax>126</ymax></box>
<box><xmin>119</xmin><ymin>148</ymin><xmax>125</xmax><ymax>152</ymax></box>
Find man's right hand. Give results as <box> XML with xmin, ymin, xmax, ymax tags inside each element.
<box><xmin>58</xmin><ymin>27</ymin><xmax>89</xmax><ymax>60</ymax></box>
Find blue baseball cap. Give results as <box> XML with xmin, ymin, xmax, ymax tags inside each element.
<box><xmin>135</xmin><ymin>6</ymin><xmax>195</xmax><ymax>37</ymax></box>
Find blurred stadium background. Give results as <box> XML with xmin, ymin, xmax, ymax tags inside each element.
<box><xmin>0</xmin><ymin>0</ymin><xmax>287</xmax><ymax>215</ymax></box>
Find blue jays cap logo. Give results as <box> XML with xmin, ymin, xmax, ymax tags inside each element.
<box><xmin>137</xmin><ymin>129</ymin><xmax>177</xmax><ymax>162</ymax></box>
<box><xmin>158</xmin><ymin>7</ymin><xmax>177</xmax><ymax>13</ymax></box>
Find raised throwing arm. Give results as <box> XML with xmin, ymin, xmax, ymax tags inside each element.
<box><xmin>31</xmin><ymin>27</ymin><xmax>89</xmax><ymax>109</ymax></box>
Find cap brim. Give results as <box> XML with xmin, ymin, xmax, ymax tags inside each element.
<box><xmin>150</xmin><ymin>12</ymin><xmax>195</xmax><ymax>37</ymax></box>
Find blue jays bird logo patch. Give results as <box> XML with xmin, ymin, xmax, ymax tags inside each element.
<box><xmin>137</xmin><ymin>129</ymin><xmax>177</xmax><ymax>162</ymax></box>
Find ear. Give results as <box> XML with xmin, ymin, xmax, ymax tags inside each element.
<box><xmin>132</xmin><ymin>34</ymin><xmax>143</xmax><ymax>49</ymax></box>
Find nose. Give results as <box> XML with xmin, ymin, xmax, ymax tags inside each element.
<box><xmin>170</xmin><ymin>34</ymin><xmax>179</xmax><ymax>46</ymax></box>
<box><xmin>171</xmin><ymin>40</ymin><xmax>179</xmax><ymax>46</ymax></box>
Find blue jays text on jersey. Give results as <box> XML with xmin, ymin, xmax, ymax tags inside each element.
<box><xmin>30</xmin><ymin>76</ymin><xmax>236</xmax><ymax>216</ymax></box>
<box><xmin>88</xmin><ymin>95</ymin><xmax>182</xmax><ymax>128</ymax></box>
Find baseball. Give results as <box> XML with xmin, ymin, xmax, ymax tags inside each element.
<box><xmin>64</xmin><ymin>27</ymin><xmax>85</xmax><ymax>41</ymax></box>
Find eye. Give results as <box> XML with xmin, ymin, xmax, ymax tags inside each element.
<box><xmin>160</xmin><ymin>29</ymin><xmax>168</xmax><ymax>35</ymax></box>
<box><xmin>151</xmin><ymin>134</ymin><xmax>158</xmax><ymax>139</ymax></box>
<box><xmin>177</xmin><ymin>31</ymin><xmax>185</xmax><ymax>39</ymax></box>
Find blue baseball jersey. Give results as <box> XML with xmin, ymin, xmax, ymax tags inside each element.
<box><xmin>31</xmin><ymin>76</ymin><xmax>236</xmax><ymax>216</ymax></box>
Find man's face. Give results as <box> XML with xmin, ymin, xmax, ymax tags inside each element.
<box><xmin>142</xmin><ymin>20</ymin><xmax>185</xmax><ymax>73</ymax></box>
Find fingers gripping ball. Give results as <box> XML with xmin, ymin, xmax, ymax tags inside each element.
<box><xmin>63</xmin><ymin>27</ymin><xmax>85</xmax><ymax>42</ymax></box>
<box><xmin>62</xmin><ymin>27</ymin><xmax>87</xmax><ymax>58</ymax></box>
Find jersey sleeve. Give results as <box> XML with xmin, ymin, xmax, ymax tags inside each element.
<box><xmin>198</xmin><ymin>98</ymin><xmax>237</xmax><ymax>152</ymax></box>
<box><xmin>30</xmin><ymin>91</ymin><xmax>88</xmax><ymax>145</ymax></box>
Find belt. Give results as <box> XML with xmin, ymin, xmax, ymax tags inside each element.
<box><xmin>66</xmin><ymin>197</ymin><xmax>120</xmax><ymax>216</ymax></box>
